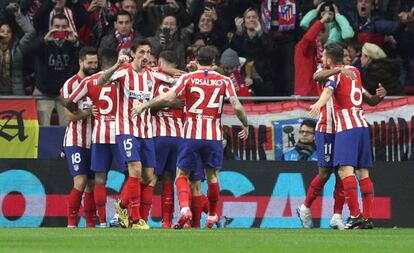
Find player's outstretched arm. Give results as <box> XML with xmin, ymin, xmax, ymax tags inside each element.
<box><xmin>97</xmin><ymin>55</ymin><xmax>129</xmax><ymax>86</ymax></box>
<box><xmin>132</xmin><ymin>90</ymin><xmax>178</xmax><ymax>116</ymax></box>
<box><xmin>309</xmin><ymin>87</ymin><xmax>334</xmax><ymax>117</ymax></box>
<box><xmin>229</xmin><ymin>96</ymin><xmax>249</xmax><ymax>140</ymax></box>
<box><xmin>363</xmin><ymin>83</ymin><xmax>387</xmax><ymax>106</ymax></box>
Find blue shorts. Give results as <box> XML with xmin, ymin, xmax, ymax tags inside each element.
<box><xmin>188</xmin><ymin>158</ymin><xmax>206</xmax><ymax>182</ymax></box>
<box><xmin>334</xmin><ymin>128</ymin><xmax>373</xmax><ymax>169</ymax></box>
<box><xmin>117</xmin><ymin>135</ymin><xmax>156</xmax><ymax>168</ymax></box>
<box><xmin>64</xmin><ymin>146</ymin><xmax>92</xmax><ymax>177</ymax></box>
<box><xmin>177</xmin><ymin>139</ymin><xmax>223</xmax><ymax>176</ymax></box>
<box><xmin>91</xmin><ymin>144</ymin><xmax>127</xmax><ymax>173</ymax></box>
<box><xmin>154</xmin><ymin>136</ymin><xmax>183</xmax><ymax>177</ymax></box>
<box><xmin>315</xmin><ymin>132</ymin><xmax>335</xmax><ymax>168</ymax></box>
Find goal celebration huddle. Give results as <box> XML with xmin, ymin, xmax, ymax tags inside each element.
<box><xmin>59</xmin><ymin>40</ymin><xmax>384</xmax><ymax>230</ymax></box>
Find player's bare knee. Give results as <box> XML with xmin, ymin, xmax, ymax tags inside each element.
<box><xmin>205</xmin><ymin>168</ymin><xmax>218</xmax><ymax>183</ymax></box>
<box><xmin>337</xmin><ymin>166</ymin><xmax>354</xmax><ymax>179</ymax></box>
<box><xmin>94</xmin><ymin>173</ymin><xmax>107</xmax><ymax>185</ymax></box>
<box><xmin>73</xmin><ymin>175</ymin><xmax>88</xmax><ymax>191</ymax></box>
<box><xmin>356</xmin><ymin>168</ymin><xmax>369</xmax><ymax>180</ymax></box>
<box><xmin>318</xmin><ymin>167</ymin><xmax>332</xmax><ymax>181</ymax></box>
<box><xmin>176</xmin><ymin>168</ymin><xmax>189</xmax><ymax>178</ymax></box>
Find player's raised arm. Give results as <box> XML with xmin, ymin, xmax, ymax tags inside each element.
<box><xmin>313</xmin><ymin>67</ymin><xmax>356</xmax><ymax>82</ymax></box>
<box><xmin>229</xmin><ymin>96</ymin><xmax>249</xmax><ymax>140</ymax></box>
<box><xmin>97</xmin><ymin>55</ymin><xmax>129</xmax><ymax>86</ymax></box>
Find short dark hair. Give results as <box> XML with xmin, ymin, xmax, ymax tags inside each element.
<box><xmin>344</xmin><ymin>39</ymin><xmax>362</xmax><ymax>53</ymax></box>
<box><xmin>300</xmin><ymin>119</ymin><xmax>316</xmax><ymax>130</ymax></box>
<box><xmin>79</xmin><ymin>46</ymin><xmax>98</xmax><ymax>61</ymax></box>
<box><xmin>131</xmin><ymin>39</ymin><xmax>152</xmax><ymax>53</ymax></box>
<box><xmin>159</xmin><ymin>50</ymin><xmax>177</xmax><ymax>65</ymax></box>
<box><xmin>325</xmin><ymin>43</ymin><xmax>344</xmax><ymax>64</ymax></box>
<box><xmin>116</xmin><ymin>10</ymin><xmax>132</xmax><ymax>22</ymax></box>
<box><xmin>196</xmin><ymin>45</ymin><xmax>218</xmax><ymax>66</ymax></box>
<box><xmin>100</xmin><ymin>49</ymin><xmax>118</xmax><ymax>68</ymax></box>
<box><xmin>51</xmin><ymin>14</ymin><xmax>69</xmax><ymax>26</ymax></box>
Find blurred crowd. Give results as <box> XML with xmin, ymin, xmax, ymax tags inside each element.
<box><xmin>1</xmin><ymin>0</ymin><xmax>414</xmax><ymax>124</ymax></box>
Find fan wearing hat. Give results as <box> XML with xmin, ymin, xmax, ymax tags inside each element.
<box><xmin>219</xmin><ymin>48</ymin><xmax>263</xmax><ymax>97</ymax></box>
<box><xmin>361</xmin><ymin>42</ymin><xmax>404</xmax><ymax>95</ymax></box>
<box><xmin>300</xmin><ymin>1</ymin><xmax>354</xmax><ymax>45</ymax></box>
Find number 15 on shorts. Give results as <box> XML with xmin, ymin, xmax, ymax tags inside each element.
<box><xmin>123</xmin><ymin>138</ymin><xmax>133</xmax><ymax>158</ymax></box>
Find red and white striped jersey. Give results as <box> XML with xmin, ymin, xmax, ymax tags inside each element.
<box><xmin>315</xmin><ymin>68</ymin><xmax>336</xmax><ymax>134</ymax></box>
<box><xmin>60</xmin><ymin>74</ymin><xmax>93</xmax><ymax>148</ymax></box>
<box><xmin>151</xmin><ymin>72</ymin><xmax>184</xmax><ymax>137</ymax></box>
<box><xmin>325</xmin><ymin>66</ymin><xmax>369</xmax><ymax>132</ymax></box>
<box><xmin>172</xmin><ymin>69</ymin><xmax>237</xmax><ymax>141</ymax></box>
<box><xmin>69</xmin><ymin>71</ymin><xmax>118</xmax><ymax>144</ymax></box>
<box><xmin>110</xmin><ymin>64</ymin><xmax>175</xmax><ymax>138</ymax></box>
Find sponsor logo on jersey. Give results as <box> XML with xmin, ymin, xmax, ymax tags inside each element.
<box><xmin>129</xmin><ymin>91</ymin><xmax>151</xmax><ymax>101</ymax></box>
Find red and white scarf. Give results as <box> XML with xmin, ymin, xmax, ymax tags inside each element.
<box><xmin>115</xmin><ymin>31</ymin><xmax>135</xmax><ymax>52</ymax></box>
<box><xmin>262</xmin><ymin>0</ymin><xmax>296</xmax><ymax>32</ymax></box>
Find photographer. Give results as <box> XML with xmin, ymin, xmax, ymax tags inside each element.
<box><xmin>31</xmin><ymin>13</ymin><xmax>79</xmax><ymax>126</ymax></box>
<box><xmin>147</xmin><ymin>14</ymin><xmax>186</xmax><ymax>69</ymax></box>
<box><xmin>0</xmin><ymin>2</ymin><xmax>36</xmax><ymax>95</ymax></box>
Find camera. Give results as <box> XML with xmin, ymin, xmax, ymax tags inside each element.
<box><xmin>162</xmin><ymin>28</ymin><xmax>171</xmax><ymax>44</ymax></box>
<box><xmin>53</xmin><ymin>31</ymin><xmax>69</xmax><ymax>40</ymax></box>
<box><xmin>154</xmin><ymin>0</ymin><xmax>167</xmax><ymax>5</ymax></box>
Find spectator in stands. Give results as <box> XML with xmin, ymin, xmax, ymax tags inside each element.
<box><xmin>300</xmin><ymin>1</ymin><xmax>354</xmax><ymax>45</ymax></box>
<box><xmin>345</xmin><ymin>38</ymin><xmax>363</xmax><ymax>70</ymax></box>
<box><xmin>138</xmin><ymin>0</ymin><xmax>192</xmax><ymax>38</ymax></box>
<box><xmin>98</xmin><ymin>10</ymin><xmax>139</xmax><ymax>56</ymax></box>
<box><xmin>230</xmin><ymin>8</ymin><xmax>275</xmax><ymax>96</ymax></box>
<box><xmin>361</xmin><ymin>42</ymin><xmax>404</xmax><ymax>95</ymax></box>
<box><xmin>218</xmin><ymin>48</ymin><xmax>263</xmax><ymax>97</ymax></box>
<box><xmin>346</xmin><ymin>0</ymin><xmax>408</xmax><ymax>47</ymax></box>
<box><xmin>0</xmin><ymin>2</ymin><xmax>36</xmax><ymax>95</ymax></box>
<box><xmin>122</xmin><ymin>0</ymin><xmax>152</xmax><ymax>37</ymax></box>
<box><xmin>185</xmin><ymin>33</ymin><xmax>205</xmax><ymax>63</ymax></box>
<box><xmin>78</xmin><ymin>0</ymin><xmax>118</xmax><ymax>47</ymax></box>
<box><xmin>195</xmin><ymin>11</ymin><xmax>226</xmax><ymax>52</ymax></box>
<box><xmin>31</xmin><ymin>14</ymin><xmax>79</xmax><ymax>126</ymax></box>
<box><xmin>282</xmin><ymin>120</ymin><xmax>317</xmax><ymax>161</ymax></box>
<box><xmin>294</xmin><ymin>11</ymin><xmax>331</xmax><ymax>96</ymax></box>
<box><xmin>33</xmin><ymin>0</ymin><xmax>87</xmax><ymax>34</ymax></box>
<box><xmin>147</xmin><ymin>14</ymin><xmax>186</xmax><ymax>69</ymax></box>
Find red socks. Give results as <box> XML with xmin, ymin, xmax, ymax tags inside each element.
<box><xmin>191</xmin><ymin>196</ymin><xmax>204</xmax><ymax>228</ymax></box>
<box><xmin>359</xmin><ymin>177</ymin><xmax>374</xmax><ymax>219</ymax></box>
<box><xmin>120</xmin><ymin>177</ymin><xmax>131</xmax><ymax>208</ymax></box>
<box><xmin>342</xmin><ymin>176</ymin><xmax>361</xmax><ymax>217</ymax></box>
<box><xmin>202</xmin><ymin>195</ymin><xmax>209</xmax><ymax>214</ymax></box>
<box><xmin>333</xmin><ymin>176</ymin><xmax>345</xmax><ymax>214</ymax></box>
<box><xmin>140</xmin><ymin>183</ymin><xmax>154</xmax><ymax>222</ymax></box>
<box><xmin>304</xmin><ymin>175</ymin><xmax>324</xmax><ymax>208</ymax></box>
<box><xmin>161</xmin><ymin>182</ymin><xmax>174</xmax><ymax>226</ymax></box>
<box><xmin>176</xmin><ymin>177</ymin><xmax>190</xmax><ymax>209</ymax></box>
<box><xmin>127</xmin><ymin>176</ymin><xmax>142</xmax><ymax>222</ymax></box>
<box><xmin>84</xmin><ymin>192</ymin><xmax>97</xmax><ymax>228</ymax></box>
<box><xmin>207</xmin><ymin>183</ymin><xmax>220</xmax><ymax>216</ymax></box>
<box><xmin>94</xmin><ymin>184</ymin><xmax>107</xmax><ymax>224</ymax></box>
<box><xmin>67</xmin><ymin>188</ymin><xmax>83</xmax><ymax>227</ymax></box>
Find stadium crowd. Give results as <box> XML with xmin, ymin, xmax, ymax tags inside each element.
<box><xmin>1</xmin><ymin>0</ymin><xmax>414</xmax><ymax>125</ymax></box>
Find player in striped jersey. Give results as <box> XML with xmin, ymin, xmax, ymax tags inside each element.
<box><xmin>298</xmin><ymin>44</ymin><xmax>386</xmax><ymax>229</ymax></box>
<box><xmin>309</xmin><ymin>44</ymin><xmax>382</xmax><ymax>229</ymax></box>
<box><xmin>68</xmin><ymin>49</ymin><xmax>128</xmax><ymax>227</ymax></box>
<box><xmin>133</xmin><ymin>46</ymin><xmax>249</xmax><ymax>229</ymax></box>
<box><xmin>96</xmin><ymin>40</ymin><xmax>175</xmax><ymax>229</ymax></box>
<box><xmin>60</xmin><ymin>46</ymin><xmax>98</xmax><ymax>228</ymax></box>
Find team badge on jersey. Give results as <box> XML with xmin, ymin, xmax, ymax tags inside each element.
<box><xmin>325</xmin><ymin>155</ymin><xmax>330</xmax><ymax>162</ymax></box>
<box><xmin>126</xmin><ymin>150</ymin><xmax>131</xmax><ymax>158</ymax></box>
<box><xmin>74</xmin><ymin>164</ymin><xmax>79</xmax><ymax>171</ymax></box>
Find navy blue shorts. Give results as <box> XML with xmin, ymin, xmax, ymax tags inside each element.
<box><xmin>177</xmin><ymin>139</ymin><xmax>223</xmax><ymax>176</ymax></box>
<box><xmin>154</xmin><ymin>136</ymin><xmax>183</xmax><ymax>177</ymax></box>
<box><xmin>334</xmin><ymin>128</ymin><xmax>373</xmax><ymax>169</ymax></box>
<box><xmin>64</xmin><ymin>146</ymin><xmax>92</xmax><ymax>177</ymax></box>
<box><xmin>117</xmin><ymin>135</ymin><xmax>156</xmax><ymax>169</ymax></box>
<box><xmin>315</xmin><ymin>132</ymin><xmax>335</xmax><ymax>169</ymax></box>
<box><xmin>91</xmin><ymin>144</ymin><xmax>127</xmax><ymax>173</ymax></box>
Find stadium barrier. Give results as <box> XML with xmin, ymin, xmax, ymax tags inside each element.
<box><xmin>1</xmin><ymin>159</ymin><xmax>412</xmax><ymax>228</ymax></box>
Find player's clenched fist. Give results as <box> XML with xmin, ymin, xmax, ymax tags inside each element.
<box><xmin>117</xmin><ymin>55</ymin><xmax>130</xmax><ymax>65</ymax></box>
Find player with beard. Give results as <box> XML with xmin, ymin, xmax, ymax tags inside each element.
<box><xmin>60</xmin><ymin>46</ymin><xmax>98</xmax><ymax>227</ymax></box>
<box><xmin>68</xmin><ymin>49</ymin><xmax>129</xmax><ymax>227</ymax></box>
<box><xmin>96</xmin><ymin>40</ymin><xmax>175</xmax><ymax>229</ymax></box>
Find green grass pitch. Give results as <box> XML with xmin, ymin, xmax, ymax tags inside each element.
<box><xmin>1</xmin><ymin>228</ymin><xmax>413</xmax><ymax>253</ymax></box>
